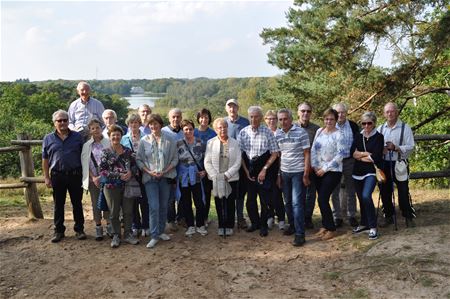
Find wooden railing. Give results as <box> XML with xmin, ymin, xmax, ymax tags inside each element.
<box><xmin>0</xmin><ymin>134</ymin><xmax>449</xmax><ymax>219</ymax></box>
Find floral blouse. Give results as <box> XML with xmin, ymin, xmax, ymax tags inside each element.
<box><xmin>99</xmin><ymin>145</ymin><xmax>136</xmax><ymax>188</ymax></box>
<box><xmin>311</xmin><ymin>128</ymin><xmax>346</xmax><ymax>172</ymax></box>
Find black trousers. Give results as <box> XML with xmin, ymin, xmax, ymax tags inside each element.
<box><xmin>203</xmin><ymin>178</ymin><xmax>213</xmax><ymax>220</ymax></box>
<box><xmin>215</xmin><ymin>181</ymin><xmax>238</xmax><ymax>229</ymax></box>
<box><xmin>181</xmin><ymin>182</ymin><xmax>205</xmax><ymax>227</ymax></box>
<box><xmin>316</xmin><ymin>171</ymin><xmax>341</xmax><ymax>231</ymax></box>
<box><xmin>51</xmin><ymin>171</ymin><xmax>84</xmax><ymax>233</ymax></box>
<box><xmin>267</xmin><ymin>184</ymin><xmax>286</xmax><ymax>221</ymax></box>
<box><xmin>380</xmin><ymin>161</ymin><xmax>414</xmax><ymax>218</ymax></box>
<box><xmin>246</xmin><ymin>181</ymin><xmax>270</xmax><ymax>229</ymax></box>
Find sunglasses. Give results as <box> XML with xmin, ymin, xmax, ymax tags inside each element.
<box><xmin>300</xmin><ymin>110</ymin><xmax>312</xmax><ymax>113</ymax></box>
<box><xmin>361</xmin><ymin>122</ymin><xmax>373</xmax><ymax>126</ymax></box>
<box><xmin>55</xmin><ymin>119</ymin><xmax>68</xmax><ymax>123</ymax></box>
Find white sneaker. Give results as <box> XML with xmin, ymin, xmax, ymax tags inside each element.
<box><xmin>132</xmin><ymin>228</ymin><xmax>138</xmax><ymax>237</ymax></box>
<box><xmin>196</xmin><ymin>226</ymin><xmax>208</xmax><ymax>236</ymax></box>
<box><xmin>159</xmin><ymin>233</ymin><xmax>171</xmax><ymax>241</ymax></box>
<box><xmin>185</xmin><ymin>226</ymin><xmax>196</xmax><ymax>236</ymax></box>
<box><xmin>146</xmin><ymin>238</ymin><xmax>159</xmax><ymax>248</ymax></box>
<box><xmin>225</xmin><ymin>228</ymin><xmax>233</xmax><ymax>236</ymax></box>
<box><xmin>267</xmin><ymin>217</ymin><xmax>274</xmax><ymax>230</ymax></box>
<box><xmin>278</xmin><ymin>221</ymin><xmax>286</xmax><ymax>230</ymax></box>
<box><xmin>110</xmin><ymin>234</ymin><xmax>120</xmax><ymax>248</ymax></box>
<box><xmin>217</xmin><ymin>229</ymin><xmax>225</xmax><ymax>236</ymax></box>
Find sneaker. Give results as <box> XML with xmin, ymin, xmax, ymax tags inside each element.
<box><xmin>218</xmin><ymin>228</ymin><xmax>225</xmax><ymax>236</ymax></box>
<box><xmin>278</xmin><ymin>221</ymin><xmax>286</xmax><ymax>230</ymax></box>
<box><xmin>124</xmin><ymin>234</ymin><xmax>139</xmax><ymax>245</ymax></box>
<box><xmin>267</xmin><ymin>217</ymin><xmax>274</xmax><ymax>230</ymax></box>
<box><xmin>293</xmin><ymin>234</ymin><xmax>305</xmax><ymax>247</ymax></box>
<box><xmin>334</xmin><ymin>218</ymin><xmax>344</xmax><ymax>228</ymax></box>
<box><xmin>185</xmin><ymin>226</ymin><xmax>196</xmax><ymax>236</ymax></box>
<box><xmin>51</xmin><ymin>232</ymin><xmax>65</xmax><ymax>243</ymax></box>
<box><xmin>352</xmin><ymin>225</ymin><xmax>369</xmax><ymax>234</ymax></box>
<box><xmin>111</xmin><ymin>234</ymin><xmax>120</xmax><ymax>248</ymax></box>
<box><xmin>225</xmin><ymin>228</ymin><xmax>233</xmax><ymax>236</ymax></box>
<box><xmin>159</xmin><ymin>233</ymin><xmax>171</xmax><ymax>241</ymax></box>
<box><xmin>379</xmin><ymin>216</ymin><xmax>394</xmax><ymax>228</ymax></box>
<box><xmin>196</xmin><ymin>226</ymin><xmax>208</xmax><ymax>236</ymax></box>
<box><xmin>146</xmin><ymin>238</ymin><xmax>159</xmax><ymax>248</ymax></box>
<box><xmin>168</xmin><ymin>222</ymin><xmax>179</xmax><ymax>232</ymax></box>
<box><xmin>405</xmin><ymin>218</ymin><xmax>416</xmax><ymax>228</ymax></box>
<box><xmin>106</xmin><ymin>223</ymin><xmax>113</xmax><ymax>238</ymax></box>
<box><xmin>368</xmin><ymin>229</ymin><xmax>378</xmax><ymax>240</ymax></box>
<box><xmin>321</xmin><ymin>230</ymin><xmax>338</xmax><ymax>241</ymax></box>
<box><xmin>131</xmin><ymin>228</ymin><xmax>139</xmax><ymax>237</ymax></box>
<box><xmin>305</xmin><ymin>218</ymin><xmax>314</xmax><ymax>229</ymax></box>
<box><xmin>75</xmin><ymin>231</ymin><xmax>87</xmax><ymax>240</ymax></box>
<box><xmin>349</xmin><ymin>217</ymin><xmax>359</xmax><ymax>228</ymax></box>
<box><xmin>283</xmin><ymin>225</ymin><xmax>295</xmax><ymax>236</ymax></box>
<box><xmin>237</xmin><ymin>218</ymin><xmax>248</xmax><ymax>229</ymax></box>
<box><xmin>95</xmin><ymin>226</ymin><xmax>104</xmax><ymax>241</ymax></box>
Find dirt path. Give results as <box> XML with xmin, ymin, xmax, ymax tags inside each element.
<box><xmin>1</xmin><ymin>190</ymin><xmax>449</xmax><ymax>299</ymax></box>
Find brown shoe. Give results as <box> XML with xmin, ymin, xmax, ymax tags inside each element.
<box><xmin>315</xmin><ymin>228</ymin><xmax>327</xmax><ymax>237</ymax></box>
<box><xmin>321</xmin><ymin>230</ymin><xmax>338</xmax><ymax>241</ymax></box>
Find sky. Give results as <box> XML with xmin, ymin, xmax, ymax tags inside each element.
<box><xmin>1</xmin><ymin>0</ymin><xmax>298</xmax><ymax>81</ymax></box>
<box><xmin>1</xmin><ymin>0</ymin><xmax>391</xmax><ymax>82</ymax></box>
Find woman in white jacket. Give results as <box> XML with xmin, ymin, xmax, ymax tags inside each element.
<box><xmin>81</xmin><ymin>118</ymin><xmax>111</xmax><ymax>240</ymax></box>
<box><xmin>204</xmin><ymin>118</ymin><xmax>241</xmax><ymax>236</ymax></box>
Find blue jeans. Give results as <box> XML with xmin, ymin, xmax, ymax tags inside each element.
<box><xmin>145</xmin><ymin>178</ymin><xmax>170</xmax><ymax>239</ymax></box>
<box><xmin>354</xmin><ymin>176</ymin><xmax>377</xmax><ymax>228</ymax></box>
<box><xmin>281</xmin><ymin>171</ymin><xmax>306</xmax><ymax>236</ymax></box>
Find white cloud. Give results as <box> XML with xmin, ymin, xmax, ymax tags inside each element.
<box><xmin>65</xmin><ymin>32</ymin><xmax>88</xmax><ymax>48</ymax></box>
<box><xmin>207</xmin><ymin>37</ymin><xmax>236</xmax><ymax>53</ymax></box>
<box><xmin>24</xmin><ymin>26</ymin><xmax>48</xmax><ymax>44</ymax></box>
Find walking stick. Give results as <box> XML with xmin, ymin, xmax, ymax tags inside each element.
<box><xmin>222</xmin><ymin>196</ymin><xmax>227</xmax><ymax>239</ymax></box>
<box><xmin>389</xmin><ymin>151</ymin><xmax>398</xmax><ymax>231</ymax></box>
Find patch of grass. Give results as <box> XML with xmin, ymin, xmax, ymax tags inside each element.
<box><xmin>352</xmin><ymin>239</ymin><xmax>379</xmax><ymax>253</ymax></box>
<box><xmin>323</xmin><ymin>271</ymin><xmax>340</xmax><ymax>280</ymax></box>
<box><xmin>420</xmin><ymin>276</ymin><xmax>435</xmax><ymax>287</ymax></box>
<box><xmin>338</xmin><ymin>288</ymin><xmax>370</xmax><ymax>299</ymax></box>
<box><xmin>0</xmin><ymin>196</ymin><xmax>26</xmax><ymax>208</ymax></box>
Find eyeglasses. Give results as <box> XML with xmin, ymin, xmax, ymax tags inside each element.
<box><xmin>361</xmin><ymin>122</ymin><xmax>373</xmax><ymax>126</ymax></box>
<box><xmin>55</xmin><ymin>119</ymin><xmax>68</xmax><ymax>123</ymax></box>
<box><xmin>300</xmin><ymin>110</ymin><xmax>312</xmax><ymax>113</ymax></box>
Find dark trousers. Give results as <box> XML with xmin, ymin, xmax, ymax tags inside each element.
<box><xmin>181</xmin><ymin>182</ymin><xmax>205</xmax><ymax>227</ymax></box>
<box><xmin>354</xmin><ymin>176</ymin><xmax>377</xmax><ymax>228</ymax></box>
<box><xmin>267</xmin><ymin>185</ymin><xmax>285</xmax><ymax>221</ymax></box>
<box><xmin>246</xmin><ymin>181</ymin><xmax>270</xmax><ymax>229</ymax></box>
<box><xmin>51</xmin><ymin>172</ymin><xmax>84</xmax><ymax>233</ymax></box>
<box><xmin>304</xmin><ymin>172</ymin><xmax>317</xmax><ymax>221</ymax></box>
<box><xmin>203</xmin><ymin>178</ymin><xmax>213</xmax><ymax>220</ymax></box>
<box><xmin>380</xmin><ymin>161</ymin><xmax>414</xmax><ymax>218</ymax></box>
<box><xmin>167</xmin><ymin>183</ymin><xmax>182</xmax><ymax>223</ymax></box>
<box><xmin>236</xmin><ymin>167</ymin><xmax>247</xmax><ymax>220</ymax></box>
<box><xmin>316</xmin><ymin>171</ymin><xmax>341</xmax><ymax>231</ymax></box>
<box><xmin>215</xmin><ymin>181</ymin><xmax>237</xmax><ymax>229</ymax></box>
<box><xmin>132</xmin><ymin>185</ymin><xmax>149</xmax><ymax>230</ymax></box>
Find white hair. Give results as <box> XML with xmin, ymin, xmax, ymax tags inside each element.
<box><xmin>52</xmin><ymin>109</ymin><xmax>68</xmax><ymax>122</ymax></box>
<box><xmin>247</xmin><ymin>106</ymin><xmax>263</xmax><ymax>116</ymax></box>
<box><xmin>102</xmin><ymin>109</ymin><xmax>117</xmax><ymax>120</ymax></box>
<box><xmin>332</xmin><ymin>102</ymin><xmax>348</xmax><ymax>112</ymax></box>
<box><xmin>168</xmin><ymin>108</ymin><xmax>182</xmax><ymax>117</ymax></box>
<box><xmin>76</xmin><ymin>81</ymin><xmax>91</xmax><ymax>90</ymax></box>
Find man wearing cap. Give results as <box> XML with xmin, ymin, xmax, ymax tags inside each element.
<box><xmin>68</xmin><ymin>81</ymin><xmax>105</xmax><ymax>141</ymax></box>
<box><xmin>378</xmin><ymin>102</ymin><xmax>416</xmax><ymax>227</ymax></box>
<box><xmin>224</xmin><ymin>99</ymin><xmax>250</xmax><ymax>229</ymax></box>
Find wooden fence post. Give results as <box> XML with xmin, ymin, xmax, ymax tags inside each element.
<box><xmin>18</xmin><ymin>134</ymin><xmax>43</xmax><ymax>219</ymax></box>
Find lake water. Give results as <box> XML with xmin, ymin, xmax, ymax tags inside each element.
<box><xmin>123</xmin><ymin>95</ymin><xmax>160</xmax><ymax>109</ymax></box>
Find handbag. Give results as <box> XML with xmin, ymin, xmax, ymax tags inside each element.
<box><xmin>395</xmin><ymin>160</ymin><xmax>408</xmax><ymax>182</ymax></box>
<box><xmin>124</xmin><ymin>177</ymin><xmax>142</xmax><ymax>198</ymax></box>
<box><xmin>97</xmin><ymin>188</ymin><xmax>109</xmax><ymax>211</ymax></box>
<box><xmin>363</xmin><ymin>134</ymin><xmax>386</xmax><ymax>183</ymax></box>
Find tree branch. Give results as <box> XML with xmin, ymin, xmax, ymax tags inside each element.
<box><xmin>411</xmin><ymin>106</ymin><xmax>450</xmax><ymax>131</ymax></box>
<box><xmin>348</xmin><ymin>89</ymin><xmax>384</xmax><ymax>114</ymax></box>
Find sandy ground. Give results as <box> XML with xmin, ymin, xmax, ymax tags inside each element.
<box><xmin>0</xmin><ymin>189</ymin><xmax>449</xmax><ymax>299</ymax></box>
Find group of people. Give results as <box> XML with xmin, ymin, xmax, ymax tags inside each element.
<box><xmin>42</xmin><ymin>81</ymin><xmax>416</xmax><ymax>249</ymax></box>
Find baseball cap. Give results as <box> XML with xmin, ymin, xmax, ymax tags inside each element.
<box><xmin>226</xmin><ymin>99</ymin><xmax>239</xmax><ymax>106</ymax></box>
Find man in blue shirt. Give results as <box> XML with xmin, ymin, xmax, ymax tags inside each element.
<box><xmin>42</xmin><ymin>109</ymin><xmax>86</xmax><ymax>243</ymax></box>
<box><xmin>224</xmin><ymin>99</ymin><xmax>250</xmax><ymax>229</ymax></box>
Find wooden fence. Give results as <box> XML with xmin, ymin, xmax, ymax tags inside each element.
<box><xmin>0</xmin><ymin>134</ymin><xmax>449</xmax><ymax>220</ymax></box>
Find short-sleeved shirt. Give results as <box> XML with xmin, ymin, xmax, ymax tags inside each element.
<box><xmin>225</xmin><ymin>116</ymin><xmax>250</xmax><ymax>140</ymax></box>
<box><xmin>275</xmin><ymin>125</ymin><xmax>310</xmax><ymax>173</ymax></box>
<box><xmin>194</xmin><ymin>127</ymin><xmax>216</xmax><ymax>146</ymax></box>
<box><xmin>68</xmin><ymin>97</ymin><xmax>105</xmax><ymax>131</ymax></box>
<box><xmin>42</xmin><ymin>130</ymin><xmax>83</xmax><ymax>172</ymax></box>
<box><xmin>238</xmin><ymin>125</ymin><xmax>280</xmax><ymax>159</ymax></box>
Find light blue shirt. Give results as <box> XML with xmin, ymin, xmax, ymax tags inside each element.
<box><xmin>68</xmin><ymin>97</ymin><xmax>105</xmax><ymax>131</ymax></box>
